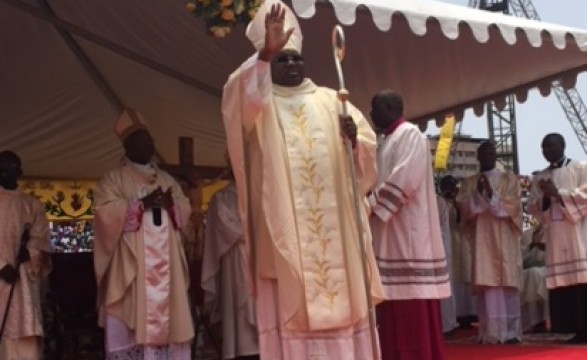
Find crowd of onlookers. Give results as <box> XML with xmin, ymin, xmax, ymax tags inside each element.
<box><xmin>49</xmin><ymin>220</ymin><xmax>94</xmax><ymax>253</ymax></box>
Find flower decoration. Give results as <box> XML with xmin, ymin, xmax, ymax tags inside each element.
<box><xmin>186</xmin><ymin>0</ymin><xmax>263</xmax><ymax>37</ymax></box>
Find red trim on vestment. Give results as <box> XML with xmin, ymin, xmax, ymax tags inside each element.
<box><xmin>383</xmin><ymin>118</ymin><xmax>406</xmax><ymax>137</ymax></box>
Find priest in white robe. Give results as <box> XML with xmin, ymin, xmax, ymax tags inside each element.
<box><xmin>93</xmin><ymin>109</ymin><xmax>194</xmax><ymax>359</ymax></box>
<box><xmin>221</xmin><ymin>1</ymin><xmax>385</xmax><ymax>359</ymax></box>
<box><xmin>528</xmin><ymin>133</ymin><xmax>587</xmax><ymax>343</ymax></box>
<box><xmin>457</xmin><ymin>141</ymin><xmax>523</xmax><ymax>344</ymax></box>
<box><xmin>368</xmin><ymin>90</ymin><xmax>450</xmax><ymax>360</ymax></box>
<box><xmin>0</xmin><ymin>151</ymin><xmax>51</xmax><ymax>360</ymax></box>
<box><xmin>202</xmin><ymin>171</ymin><xmax>259</xmax><ymax>359</ymax></box>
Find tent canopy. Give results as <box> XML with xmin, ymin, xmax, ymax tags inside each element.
<box><xmin>2</xmin><ymin>0</ymin><xmax>587</xmax><ymax>179</ymax></box>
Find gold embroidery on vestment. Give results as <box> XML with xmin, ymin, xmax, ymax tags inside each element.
<box><xmin>288</xmin><ymin>104</ymin><xmax>340</xmax><ymax>308</ymax></box>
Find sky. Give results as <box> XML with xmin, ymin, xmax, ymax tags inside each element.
<box><xmin>428</xmin><ymin>0</ymin><xmax>587</xmax><ymax>175</ymax></box>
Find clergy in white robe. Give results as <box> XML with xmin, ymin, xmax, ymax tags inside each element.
<box><xmin>437</xmin><ymin>196</ymin><xmax>458</xmax><ymax>334</ymax></box>
<box><xmin>93</xmin><ymin>109</ymin><xmax>194</xmax><ymax>359</ymax></box>
<box><xmin>439</xmin><ymin>175</ymin><xmax>476</xmax><ymax>327</ymax></box>
<box><xmin>202</xmin><ymin>181</ymin><xmax>259</xmax><ymax>359</ymax></box>
<box><xmin>0</xmin><ymin>151</ymin><xmax>51</xmax><ymax>360</ymax></box>
<box><xmin>222</xmin><ymin>1</ymin><xmax>384</xmax><ymax>359</ymax></box>
<box><xmin>457</xmin><ymin>141</ymin><xmax>523</xmax><ymax>344</ymax></box>
<box><xmin>368</xmin><ymin>90</ymin><xmax>450</xmax><ymax>360</ymax></box>
<box><xmin>527</xmin><ymin>133</ymin><xmax>587</xmax><ymax>343</ymax></box>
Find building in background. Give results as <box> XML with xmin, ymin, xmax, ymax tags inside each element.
<box><xmin>428</xmin><ymin>135</ymin><xmax>487</xmax><ymax>179</ymax></box>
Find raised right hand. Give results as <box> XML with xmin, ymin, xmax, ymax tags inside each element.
<box><xmin>259</xmin><ymin>4</ymin><xmax>295</xmax><ymax>62</ymax></box>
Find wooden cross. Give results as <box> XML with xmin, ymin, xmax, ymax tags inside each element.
<box><xmin>159</xmin><ymin>137</ymin><xmax>227</xmax><ymax>185</ymax></box>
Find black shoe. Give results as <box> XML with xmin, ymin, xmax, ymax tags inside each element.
<box><xmin>457</xmin><ymin>315</ymin><xmax>478</xmax><ymax>329</ymax></box>
<box><xmin>566</xmin><ymin>333</ymin><xmax>587</xmax><ymax>344</ymax></box>
<box><xmin>443</xmin><ymin>329</ymin><xmax>456</xmax><ymax>338</ymax></box>
<box><xmin>458</xmin><ymin>322</ymin><xmax>474</xmax><ymax>330</ymax></box>
<box><xmin>504</xmin><ymin>338</ymin><xmax>521</xmax><ymax>345</ymax></box>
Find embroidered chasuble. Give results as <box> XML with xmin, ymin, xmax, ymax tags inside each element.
<box><xmin>273</xmin><ymin>87</ymin><xmax>357</xmax><ymax>329</ymax></box>
<box><xmin>222</xmin><ymin>54</ymin><xmax>384</xmax><ymax>336</ymax></box>
<box><xmin>457</xmin><ymin>170</ymin><xmax>522</xmax><ymax>290</ymax></box>
<box><xmin>93</xmin><ymin>162</ymin><xmax>194</xmax><ymax>356</ymax></box>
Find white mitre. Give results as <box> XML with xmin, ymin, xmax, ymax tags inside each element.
<box><xmin>245</xmin><ymin>0</ymin><xmax>303</xmax><ymax>53</ymax></box>
<box><xmin>114</xmin><ymin>108</ymin><xmax>149</xmax><ymax>141</ymax></box>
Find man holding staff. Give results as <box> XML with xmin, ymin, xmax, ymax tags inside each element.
<box><xmin>221</xmin><ymin>0</ymin><xmax>384</xmax><ymax>358</ymax></box>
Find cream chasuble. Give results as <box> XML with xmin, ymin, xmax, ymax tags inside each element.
<box><xmin>273</xmin><ymin>87</ymin><xmax>353</xmax><ymax>329</ymax></box>
<box><xmin>222</xmin><ymin>54</ymin><xmax>384</xmax><ymax>334</ymax></box>
<box><xmin>457</xmin><ymin>170</ymin><xmax>523</xmax><ymax>290</ymax></box>
<box><xmin>93</xmin><ymin>163</ymin><xmax>194</xmax><ymax>348</ymax></box>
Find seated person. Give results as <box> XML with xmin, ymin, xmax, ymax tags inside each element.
<box><xmin>520</xmin><ymin>222</ymin><xmax>548</xmax><ymax>332</ymax></box>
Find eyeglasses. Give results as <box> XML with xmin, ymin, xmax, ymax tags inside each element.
<box><xmin>275</xmin><ymin>54</ymin><xmax>304</xmax><ymax>64</ymax></box>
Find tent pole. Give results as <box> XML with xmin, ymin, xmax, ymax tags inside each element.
<box><xmin>35</xmin><ymin>0</ymin><xmax>125</xmax><ymax>112</ymax></box>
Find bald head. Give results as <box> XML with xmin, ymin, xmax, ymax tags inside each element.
<box><xmin>370</xmin><ymin>90</ymin><xmax>404</xmax><ymax>132</ymax></box>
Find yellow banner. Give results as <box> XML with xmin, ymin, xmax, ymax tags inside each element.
<box><xmin>200</xmin><ymin>180</ymin><xmax>230</xmax><ymax>212</ymax></box>
<box><xmin>17</xmin><ymin>177</ymin><xmax>230</xmax><ymax>221</ymax></box>
<box><xmin>434</xmin><ymin>114</ymin><xmax>456</xmax><ymax>171</ymax></box>
<box><xmin>19</xmin><ymin>179</ymin><xmax>96</xmax><ymax>221</ymax></box>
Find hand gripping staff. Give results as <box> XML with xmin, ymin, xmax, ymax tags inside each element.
<box><xmin>332</xmin><ymin>25</ymin><xmax>380</xmax><ymax>360</ymax></box>
<box><xmin>0</xmin><ymin>223</ymin><xmax>32</xmax><ymax>339</ymax></box>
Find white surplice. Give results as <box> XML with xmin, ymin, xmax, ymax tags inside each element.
<box><xmin>528</xmin><ymin>160</ymin><xmax>587</xmax><ymax>289</ymax></box>
<box><xmin>368</xmin><ymin>122</ymin><xmax>450</xmax><ymax>301</ymax></box>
